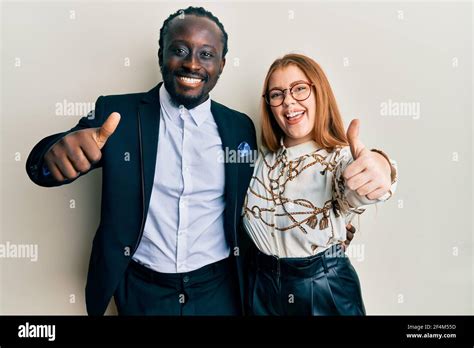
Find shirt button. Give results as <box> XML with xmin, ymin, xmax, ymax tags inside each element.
<box><xmin>183</xmin><ymin>276</ymin><xmax>190</xmax><ymax>283</ymax></box>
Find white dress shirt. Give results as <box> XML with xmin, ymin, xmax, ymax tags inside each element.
<box><xmin>242</xmin><ymin>140</ymin><xmax>398</xmax><ymax>258</ymax></box>
<box><xmin>132</xmin><ymin>85</ymin><xmax>229</xmax><ymax>273</ymax></box>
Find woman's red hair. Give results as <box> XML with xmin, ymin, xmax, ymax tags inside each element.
<box><xmin>261</xmin><ymin>53</ymin><xmax>348</xmax><ymax>152</ymax></box>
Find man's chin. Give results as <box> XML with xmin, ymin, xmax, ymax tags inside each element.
<box><xmin>163</xmin><ymin>79</ymin><xmax>207</xmax><ymax>109</ymax></box>
<box><xmin>171</xmin><ymin>92</ymin><xmax>204</xmax><ymax>109</ymax></box>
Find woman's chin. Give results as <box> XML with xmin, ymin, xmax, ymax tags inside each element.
<box><xmin>287</xmin><ymin>129</ymin><xmax>309</xmax><ymax>140</ymax></box>
<box><xmin>283</xmin><ymin>134</ymin><xmax>309</xmax><ymax>146</ymax></box>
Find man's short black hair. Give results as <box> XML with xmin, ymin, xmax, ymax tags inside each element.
<box><xmin>158</xmin><ymin>6</ymin><xmax>229</xmax><ymax>68</ymax></box>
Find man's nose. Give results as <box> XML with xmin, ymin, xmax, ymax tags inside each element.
<box><xmin>182</xmin><ymin>52</ymin><xmax>200</xmax><ymax>71</ymax></box>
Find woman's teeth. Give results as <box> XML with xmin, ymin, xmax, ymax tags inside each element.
<box><xmin>285</xmin><ymin>111</ymin><xmax>304</xmax><ymax>119</ymax></box>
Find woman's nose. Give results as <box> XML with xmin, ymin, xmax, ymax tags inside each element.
<box><xmin>283</xmin><ymin>92</ymin><xmax>297</xmax><ymax>106</ymax></box>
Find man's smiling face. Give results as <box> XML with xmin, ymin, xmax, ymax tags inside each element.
<box><xmin>160</xmin><ymin>15</ymin><xmax>226</xmax><ymax>109</ymax></box>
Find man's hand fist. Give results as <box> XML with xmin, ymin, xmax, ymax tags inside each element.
<box><xmin>44</xmin><ymin>112</ymin><xmax>121</xmax><ymax>182</ymax></box>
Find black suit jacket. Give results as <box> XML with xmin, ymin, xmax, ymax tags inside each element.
<box><xmin>26</xmin><ymin>83</ymin><xmax>257</xmax><ymax>315</ymax></box>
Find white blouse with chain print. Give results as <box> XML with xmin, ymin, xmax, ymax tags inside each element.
<box><xmin>242</xmin><ymin>140</ymin><xmax>398</xmax><ymax>258</ymax></box>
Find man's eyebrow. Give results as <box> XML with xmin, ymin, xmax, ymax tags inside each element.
<box><xmin>167</xmin><ymin>39</ymin><xmax>187</xmax><ymax>46</ymax></box>
<box><xmin>168</xmin><ymin>40</ymin><xmax>217</xmax><ymax>51</ymax></box>
<box><xmin>201</xmin><ymin>44</ymin><xmax>218</xmax><ymax>51</ymax></box>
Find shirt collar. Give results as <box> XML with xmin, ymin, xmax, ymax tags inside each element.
<box><xmin>278</xmin><ymin>137</ymin><xmax>321</xmax><ymax>160</ymax></box>
<box><xmin>159</xmin><ymin>84</ymin><xmax>211</xmax><ymax>127</ymax></box>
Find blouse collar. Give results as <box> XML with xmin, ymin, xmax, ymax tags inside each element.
<box><xmin>278</xmin><ymin>137</ymin><xmax>321</xmax><ymax>161</ymax></box>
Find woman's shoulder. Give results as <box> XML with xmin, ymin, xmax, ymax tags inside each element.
<box><xmin>258</xmin><ymin>145</ymin><xmax>279</xmax><ymax>159</ymax></box>
<box><xmin>251</xmin><ymin>145</ymin><xmax>282</xmax><ymax>169</ymax></box>
<box><xmin>334</xmin><ymin>145</ymin><xmax>351</xmax><ymax>156</ymax></box>
<box><xmin>321</xmin><ymin>145</ymin><xmax>352</xmax><ymax>161</ymax></box>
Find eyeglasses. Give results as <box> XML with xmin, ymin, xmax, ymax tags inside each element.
<box><xmin>263</xmin><ymin>81</ymin><xmax>314</xmax><ymax>107</ymax></box>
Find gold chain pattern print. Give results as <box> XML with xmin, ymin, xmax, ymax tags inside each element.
<box><xmin>243</xmin><ymin>146</ymin><xmax>346</xmax><ymax>236</ymax></box>
<box><xmin>242</xmin><ymin>141</ymin><xmax>397</xmax><ymax>258</ymax></box>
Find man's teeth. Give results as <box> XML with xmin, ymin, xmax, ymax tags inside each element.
<box><xmin>285</xmin><ymin>111</ymin><xmax>304</xmax><ymax>119</ymax></box>
<box><xmin>179</xmin><ymin>76</ymin><xmax>203</xmax><ymax>83</ymax></box>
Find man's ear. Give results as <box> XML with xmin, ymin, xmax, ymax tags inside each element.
<box><xmin>158</xmin><ymin>49</ymin><xmax>163</xmax><ymax>70</ymax></box>
<box><xmin>219</xmin><ymin>57</ymin><xmax>226</xmax><ymax>75</ymax></box>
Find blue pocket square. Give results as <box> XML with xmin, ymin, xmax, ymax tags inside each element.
<box><xmin>237</xmin><ymin>141</ymin><xmax>251</xmax><ymax>157</ymax></box>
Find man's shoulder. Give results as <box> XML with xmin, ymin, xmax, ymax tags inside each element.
<box><xmin>211</xmin><ymin>100</ymin><xmax>254</xmax><ymax>128</ymax></box>
<box><xmin>99</xmin><ymin>84</ymin><xmax>160</xmax><ymax>106</ymax></box>
<box><xmin>100</xmin><ymin>91</ymin><xmax>147</xmax><ymax>105</ymax></box>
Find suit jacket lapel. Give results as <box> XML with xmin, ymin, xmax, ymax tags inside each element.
<box><xmin>138</xmin><ymin>83</ymin><xmax>162</xmax><ymax>215</ymax></box>
<box><xmin>211</xmin><ymin>101</ymin><xmax>239</xmax><ymax>245</ymax></box>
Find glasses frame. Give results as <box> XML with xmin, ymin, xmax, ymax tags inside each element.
<box><xmin>263</xmin><ymin>81</ymin><xmax>314</xmax><ymax>107</ymax></box>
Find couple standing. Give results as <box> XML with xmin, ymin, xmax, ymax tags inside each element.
<box><xmin>26</xmin><ymin>6</ymin><xmax>397</xmax><ymax>316</ymax></box>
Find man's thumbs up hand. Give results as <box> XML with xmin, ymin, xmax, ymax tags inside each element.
<box><xmin>93</xmin><ymin>112</ymin><xmax>121</xmax><ymax>149</ymax></box>
<box><xmin>343</xmin><ymin>118</ymin><xmax>392</xmax><ymax>200</ymax></box>
<box><xmin>44</xmin><ymin>112</ymin><xmax>121</xmax><ymax>182</ymax></box>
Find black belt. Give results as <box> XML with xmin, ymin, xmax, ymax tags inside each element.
<box><xmin>253</xmin><ymin>244</ymin><xmax>346</xmax><ymax>278</ymax></box>
<box><xmin>130</xmin><ymin>257</ymin><xmax>233</xmax><ymax>287</ymax></box>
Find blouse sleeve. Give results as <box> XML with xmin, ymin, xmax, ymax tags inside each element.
<box><xmin>332</xmin><ymin>146</ymin><xmax>398</xmax><ymax>219</ymax></box>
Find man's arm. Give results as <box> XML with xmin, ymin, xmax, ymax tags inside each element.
<box><xmin>25</xmin><ymin>96</ymin><xmax>119</xmax><ymax>187</ymax></box>
<box><xmin>26</xmin><ymin>131</ymin><xmax>73</xmax><ymax>187</ymax></box>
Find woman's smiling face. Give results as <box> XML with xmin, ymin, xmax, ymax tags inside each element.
<box><xmin>267</xmin><ymin>65</ymin><xmax>316</xmax><ymax>147</ymax></box>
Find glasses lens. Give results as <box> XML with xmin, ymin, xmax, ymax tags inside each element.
<box><xmin>267</xmin><ymin>90</ymin><xmax>284</xmax><ymax>106</ymax></box>
<box><xmin>291</xmin><ymin>83</ymin><xmax>311</xmax><ymax>101</ymax></box>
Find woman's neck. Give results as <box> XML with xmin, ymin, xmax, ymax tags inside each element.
<box><xmin>283</xmin><ymin>135</ymin><xmax>314</xmax><ymax>148</ymax></box>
